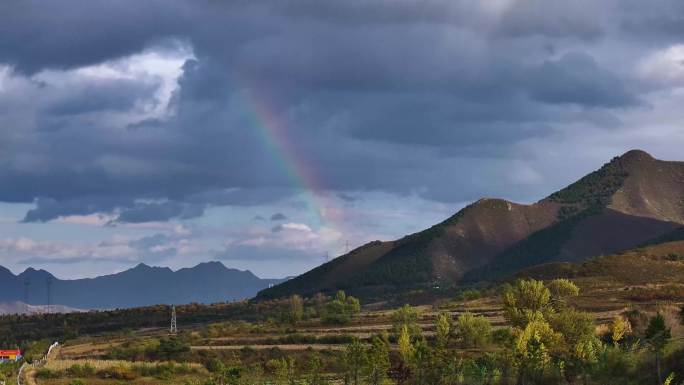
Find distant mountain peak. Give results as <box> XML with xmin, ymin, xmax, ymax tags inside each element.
<box><xmin>194</xmin><ymin>261</ymin><xmax>227</xmax><ymax>269</ymax></box>
<box><xmin>617</xmin><ymin>149</ymin><xmax>654</xmax><ymax>163</ymax></box>
<box><xmin>128</xmin><ymin>263</ymin><xmax>171</xmax><ymax>273</ymax></box>
<box><xmin>18</xmin><ymin>267</ymin><xmax>56</xmax><ymax>280</ymax></box>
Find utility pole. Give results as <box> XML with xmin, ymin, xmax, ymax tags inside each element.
<box><xmin>170</xmin><ymin>305</ymin><xmax>177</xmax><ymax>334</ymax></box>
<box><xmin>345</xmin><ymin>240</ymin><xmax>350</xmax><ymax>254</ymax></box>
<box><xmin>46</xmin><ymin>277</ymin><xmax>53</xmax><ymax>314</ymax></box>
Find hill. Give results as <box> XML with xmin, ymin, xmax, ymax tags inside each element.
<box><xmin>259</xmin><ymin>150</ymin><xmax>684</xmax><ymax>299</ymax></box>
<box><xmin>0</xmin><ymin>261</ymin><xmax>285</xmax><ymax>309</ymax></box>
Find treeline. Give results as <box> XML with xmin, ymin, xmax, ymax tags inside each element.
<box><xmin>0</xmin><ymin>299</ymin><xmax>292</xmax><ymax>346</ymax></box>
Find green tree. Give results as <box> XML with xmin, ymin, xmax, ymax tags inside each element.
<box><xmin>645</xmin><ymin>312</ymin><xmax>671</xmax><ymax>384</ymax></box>
<box><xmin>323</xmin><ymin>291</ymin><xmax>360</xmax><ymax>325</ymax></box>
<box><xmin>364</xmin><ymin>336</ymin><xmax>390</xmax><ymax>385</ymax></box>
<box><xmin>289</xmin><ymin>295</ymin><xmax>304</xmax><ymax>325</ymax></box>
<box><xmin>398</xmin><ymin>325</ymin><xmax>414</xmax><ymax>366</ymax></box>
<box><xmin>410</xmin><ymin>338</ymin><xmax>435</xmax><ymax>385</ymax></box>
<box><xmin>503</xmin><ymin>279</ymin><xmax>553</xmax><ymax>328</ymax></box>
<box><xmin>155</xmin><ymin>337</ymin><xmax>189</xmax><ymax>361</ymax></box>
<box><xmin>391</xmin><ymin>304</ymin><xmax>422</xmax><ymax>338</ymax></box>
<box><xmin>269</xmin><ymin>357</ymin><xmax>297</xmax><ymax>385</ymax></box>
<box><xmin>343</xmin><ymin>338</ymin><xmax>367</xmax><ymax>385</ymax></box>
<box><xmin>547</xmin><ymin>278</ymin><xmax>579</xmax><ymax>309</ymax></box>
<box><xmin>435</xmin><ymin>312</ymin><xmax>452</xmax><ymax>349</ymax></box>
<box><xmin>455</xmin><ymin>312</ymin><xmax>492</xmax><ymax>348</ymax></box>
<box><xmin>513</xmin><ymin>319</ymin><xmax>562</xmax><ymax>385</ymax></box>
<box><xmin>549</xmin><ymin>309</ymin><xmax>595</xmax><ymax>349</ymax></box>
<box><xmin>306</xmin><ymin>352</ymin><xmax>327</xmax><ymax>385</ymax></box>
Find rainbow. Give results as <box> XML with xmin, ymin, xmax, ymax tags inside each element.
<box><xmin>241</xmin><ymin>86</ymin><xmax>341</xmax><ymax>231</ymax></box>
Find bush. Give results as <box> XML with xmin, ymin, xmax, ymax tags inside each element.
<box><xmin>97</xmin><ymin>366</ymin><xmax>137</xmax><ymax>380</ymax></box>
<box><xmin>322</xmin><ymin>291</ymin><xmax>360</xmax><ymax>325</ymax></box>
<box><xmin>456</xmin><ymin>312</ymin><xmax>492</xmax><ymax>348</ymax></box>
<box><xmin>391</xmin><ymin>304</ymin><xmax>422</xmax><ymax>338</ymax></box>
<box><xmin>455</xmin><ymin>289</ymin><xmax>482</xmax><ymax>301</ymax></box>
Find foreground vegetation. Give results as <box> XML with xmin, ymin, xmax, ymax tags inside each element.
<box><xmin>5</xmin><ymin>243</ymin><xmax>684</xmax><ymax>385</ymax></box>
<box><xmin>6</xmin><ymin>278</ymin><xmax>682</xmax><ymax>385</ymax></box>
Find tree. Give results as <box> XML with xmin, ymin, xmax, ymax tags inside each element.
<box><xmin>269</xmin><ymin>357</ymin><xmax>297</xmax><ymax>385</ymax></box>
<box><xmin>645</xmin><ymin>312</ymin><xmax>671</xmax><ymax>384</ymax></box>
<box><xmin>398</xmin><ymin>325</ymin><xmax>414</xmax><ymax>366</ymax></box>
<box><xmin>503</xmin><ymin>279</ymin><xmax>553</xmax><ymax>328</ymax></box>
<box><xmin>306</xmin><ymin>352</ymin><xmax>327</xmax><ymax>385</ymax></box>
<box><xmin>155</xmin><ymin>337</ymin><xmax>189</xmax><ymax>361</ymax></box>
<box><xmin>455</xmin><ymin>312</ymin><xmax>492</xmax><ymax>348</ymax></box>
<box><xmin>313</xmin><ymin>292</ymin><xmax>327</xmax><ymax>318</ymax></box>
<box><xmin>289</xmin><ymin>295</ymin><xmax>304</xmax><ymax>325</ymax></box>
<box><xmin>610</xmin><ymin>315</ymin><xmax>631</xmax><ymax>346</ymax></box>
<box><xmin>513</xmin><ymin>319</ymin><xmax>563</xmax><ymax>385</ymax></box>
<box><xmin>410</xmin><ymin>338</ymin><xmax>435</xmax><ymax>385</ymax></box>
<box><xmin>435</xmin><ymin>312</ymin><xmax>452</xmax><ymax>349</ymax></box>
<box><xmin>323</xmin><ymin>291</ymin><xmax>360</xmax><ymax>325</ymax></box>
<box><xmin>344</xmin><ymin>338</ymin><xmax>367</xmax><ymax>385</ymax></box>
<box><xmin>391</xmin><ymin>304</ymin><xmax>422</xmax><ymax>338</ymax></box>
<box><xmin>547</xmin><ymin>279</ymin><xmax>579</xmax><ymax>310</ymax></box>
<box><xmin>549</xmin><ymin>309</ymin><xmax>595</xmax><ymax>349</ymax></box>
<box><xmin>364</xmin><ymin>336</ymin><xmax>390</xmax><ymax>385</ymax></box>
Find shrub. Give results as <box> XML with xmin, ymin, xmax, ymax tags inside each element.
<box><xmin>455</xmin><ymin>312</ymin><xmax>492</xmax><ymax>348</ymax></box>
<box><xmin>322</xmin><ymin>291</ymin><xmax>360</xmax><ymax>325</ymax></box>
<box><xmin>391</xmin><ymin>304</ymin><xmax>422</xmax><ymax>338</ymax></box>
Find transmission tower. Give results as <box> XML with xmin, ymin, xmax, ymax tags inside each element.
<box><xmin>46</xmin><ymin>276</ymin><xmax>53</xmax><ymax>314</ymax></box>
<box><xmin>170</xmin><ymin>305</ymin><xmax>177</xmax><ymax>333</ymax></box>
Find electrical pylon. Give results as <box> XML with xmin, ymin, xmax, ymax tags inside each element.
<box><xmin>170</xmin><ymin>305</ymin><xmax>177</xmax><ymax>333</ymax></box>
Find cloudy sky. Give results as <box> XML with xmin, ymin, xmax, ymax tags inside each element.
<box><xmin>1</xmin><ymin>0</ymin><xmax>684</xmax><ymax>279</ymax></box>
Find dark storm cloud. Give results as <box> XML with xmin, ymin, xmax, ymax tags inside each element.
<box><xmin>0</xmin><ymin>0</ymin><xmax>676</xmax><ymax>221</ymax></box>
<box><xmin>22</xmin><ymin>197</ymin><xmax>133</xmax><ymax>223</ymax></box>
<box><xmin>270</xmin><ymin>213</ymin><xmax>287</xmax><ymax>221</ymax></box>
<box><xmin>525</xmin><ymin>53</ymin><xmax>641</xmax><ymax>107</ymax></box>
<box><xmin>115</xmin><ymin>202</ymin><xmax>205</xmax><ymax>223</ymax></box>
<box><xmin>0</xmin><ymin>0</ymin><xmax>189</xmax><ymax>73</ymax></box>
<box><xmin>494</xmin><ymin>0</ymin><xmax>607</xmax><ymax>40</ymax></box>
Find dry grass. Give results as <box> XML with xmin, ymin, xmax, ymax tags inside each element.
<box><xmin>43</xmin><ymin>359</ymin><xmax>204</xmax><ymax>372</ymax></box>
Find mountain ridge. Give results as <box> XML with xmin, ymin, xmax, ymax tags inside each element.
<box><xmin>258</xmin><ymin>149</ymin><xmax>684</xmax><ymax>299</ymax></box>
<box><xmin>0</xmin><ymin>261</ymin><xmax>285</xmax><ymax>309</ymax></box>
